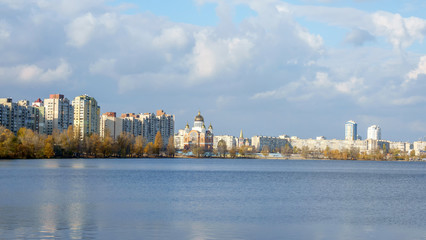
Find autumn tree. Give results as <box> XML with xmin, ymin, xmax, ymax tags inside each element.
<box><xmin>191</xmin><ymin>145</ymin><xmax>204</xmax><ymax>158</ymax></box>
<box><xmin>166</xmin><ymin>137</ymin><xmax>176</xmax><ymax>157</ymax></box>
<box><xmin>44</xmin><ymin>135</ymin><xmax>55</xmax><ymax>158</ymax></box>
<box><xmin>301</xmin><ymin>146</ymin><xmax>310</xmax><ymax>159</ymax></box>
<box><xmin>228</xmin><ymin>146</ymin><xmax>236</xmax><ymax>158</ymax></box>
<box><xmin>217</xmin><ymin>139</ymin><xmax>227</xmax><ymax>158</ymax></box>
<box><xmin>117</xmin><ymin>132</ymin><xmax>134</xmax><ymax>157</ymax></box>
<box><xmin>144</xmin><ymin>142</ymin><xmax>154</xmax><ymax>157</ymax></box>
<box><xmin>133</xmin><ymin>136</ymin><xmax>146</xmax><ymax>158</ymax></box>
<box><xmin>261</xmin><ymin>145</ymin><xmax>270</xmax><ymax>157</ymax></box>
<box><xmin>154</xmin><ymin>131</ymin><xmax>163</xmax><ymax>156</ymax></box>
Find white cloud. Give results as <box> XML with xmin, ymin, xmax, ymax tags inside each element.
<box><xmin>335</xmin><ymin>77</ymin><xmax>364</xmax><ymax>94</ymax></box>
<box><xmin>406</xmin><ymin>55</ymin><xmax>426</xmax><ymax>82</ymax></box>
<box><xmin>0</xmin><ymin>59</ymin><xmax>71</xmax><ymax>84</ymax></box>
<box><xmin>372</xmin><ymin>11</ymin><xmax>426</xmax><ymax>50</ymax></box>
<box><xmin>65</xmin><ymin>13</ymin><xmax>97</xmax><ymax>47</ymax></box>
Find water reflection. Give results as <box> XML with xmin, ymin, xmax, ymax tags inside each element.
<box><xmin>1</xmin><ymin>159</ymin><xmax>426</xmax><ymax>240</ymax></box>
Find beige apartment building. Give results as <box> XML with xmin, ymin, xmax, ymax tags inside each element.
<box><xmin>72</xmin><ymin>95</ymin><xmax>100</xmax><ymax>139</ymax></box>
<box><xmin>100</xmin><ymin>112</ymin><xmax>123</xmax><ymax>140</ymax></box>
<box><xmin>44</xmin><ymin>94</ymin><xmax>73</xmax><ymax>135</ymax></box>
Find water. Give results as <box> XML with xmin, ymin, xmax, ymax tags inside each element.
<box><xmin>1</xmin><ymin>158</ymin><xmax>426</xmax><ymax>240</ymax></box>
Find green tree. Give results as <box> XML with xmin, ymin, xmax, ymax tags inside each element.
<box><xmin>217</xmin><ymin>139</ymin><xmax>227</xmax><ymax>158</ymax></box>
<box><xmin>154</xmin><ymin>131</ymin><xmax>163</xmax><ymax>156</ymax></box>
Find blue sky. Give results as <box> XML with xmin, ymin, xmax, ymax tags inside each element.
<box><xmin>1</xmin><ymin>0</ymin><xmax>426</xmax><ymax>141</ymax></box>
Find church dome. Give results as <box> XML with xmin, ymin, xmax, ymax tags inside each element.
<box><xmin>194</xmin><ymin>111</ymin><xmax>204</xmax><ymax>122</ymax></box>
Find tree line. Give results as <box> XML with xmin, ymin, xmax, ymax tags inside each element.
<box><xmin>0</xmin><ymin>126</ymin><xmax>175</xmax><ymax>159</ymax></box>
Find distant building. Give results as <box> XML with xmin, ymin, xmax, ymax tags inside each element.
<box><xmin>100</xmin><ymin>112</ymin><xmax>122</xmax><ymax>140</ymax></box>
<box><xmin>237</xmin><ymin>129</ymin><xmax>251</xmax><ymax>147</ymax></box>
<box><xmin>0</xmin><ymin>98</ymin><xmax>39</xmax><ymax>134</ymax></box>
<box><xmin>121</xmin><ymin>110</ymin><xmax>174</xmax><ymax>146</ymax></box>
<box><xmin>183</xmin><ymin>111</ymin><xmax>214</xmax><ymax>151</ymax></box>
<box><xmin>367</xmin><ymin>125</ymin><xmax>381</xmax><ymax>140</ymax></box>
<box><xmin>140</xmin><ymin>110</ymin><xmax>175</xmax><ymax>145</ymax></box>
<box><xmin>72</xmin><ymin>95</ymin><xmax>100</xmax><ymax>139</ymax></box>
<box><xmin>345</xmin><ymin>120</ymin><xmax>357</xmax><ymax>141</ymax></box>
<box><xmin>214</xmin><ymin>135</ymin><xmax>236</xmax><ymax>150</ymax></box>
<box><xmin>174</xmin><ymin>129</ymin><xmax>186</xmax><ymax>150</ymax></box>
<box><xmin>251</xmin><ymin>136</ymin><xmax>288</xmax><ymax>152</ymax></box>
<box><xmin>44</xmin><ymin>94</ymin><xmax>73</xmax><ymax>135</ymax></box>
<box><xmin>32</xmin><ymin>98</ymin><xmax>45</xmax><ymax>134</ymax></box>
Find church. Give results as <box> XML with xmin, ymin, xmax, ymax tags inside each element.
<box><xmin>183</xmin><ymin>111</ymin><xmax>214</xmax><ymax>151</ymax></box>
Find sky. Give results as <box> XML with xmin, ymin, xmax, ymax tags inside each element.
<box><xmin>0</xmin><ymin>0</ymin><xmax>426</xmax><ymax>141</ymax></box>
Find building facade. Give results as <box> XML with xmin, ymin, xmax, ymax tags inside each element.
<box><xmin>367</xmin><ymin>125</ymin><xmax>381</xmax><ymax>140</ymax></box>
<box><xmin>32</xmin><ymin>98</ymin><xmax>45</xmax><ymax>134</ymax></box>
<box><xmin>345</xmin><ymin>120</ymin><xmax>357</xmax><ymax>141</ymax></box>
<box><xmin>72</xmin><ymin>95</ymin><xmax>100</xmax><ymax>139</ymax></box>
<box><xmin>44</xmin><ymin>94</ymin><xmax>73</xmax><ymax>135</ymax></box>
<box><xmin>183</xmin><ymin>111</ymin><xmax>214</xmax><ymax>151</ymax></box>
<box><xmin>100</xmin><ymin>112</ymin><xmax>123</xmax><ymax>140</ymax></box>
<box><xmin>0</xmin><ymin>98</ymin><xmax>39</xmax><ymax>134</ymax></box>
<box><xmin>213</xmin><ymin>135</ymin><xmax>236</xmax><ymax>150</ymax></box>
<box><xmin>251</xmin><ymin>136</ymin><xmax>288</xmax><ymax>152</ymax></box>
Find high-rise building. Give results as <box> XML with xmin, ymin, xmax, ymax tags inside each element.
<box><xmin>367</xmin><ymin>125</ymin><xmax>381</xmax><ymax>140</ymax></box>
<box><xmin>345</xmin><ymin>120</ymin><xmax>357</xmax><ymax>141</ymax></box>
<box><xmin>140</xmin><ymin>110</ymin><xmax>174</xmax><ymax>144</ymax></box>
<box><xmin>100</xmin><ymin>112</ymin><xmax>123</xmax><ymax>140</ymax></box>
<box><xmin>72</xmin><ymin>95</ymin><xmax>100</xmax><ymax>139</ymax></box>
<box><xmin>32</xmin><ymin>98</ymin><xmax>45</xmax><ymax>134</ymax></box>
<box><xmin>44</xmin><ymin>94</ymin><xmax>73</xmax><ymax>135</ymax></box>
<box><xmin>0</xmin><ymin>98</ymin><xmax>39</xmax><ymax>133</ymax></box>
<box><xmin>122</xmin><ymin>110</ymin><xmax>175</xmax><ymax>146</ymax></box>
<box><xmin>121</xmin><ymin>113</ymin><xmax>142</xmax><ymax>137</ymax></box>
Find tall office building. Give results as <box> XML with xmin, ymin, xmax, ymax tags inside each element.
<box><xmin>44</xmin><ymin>94</ymin><xmax>73</xmax><ymax>135</ymax></box>
<box><xmin>72</xmin><ymin>95</ymin><xmax>100</xmax><ymax>139</ymax></box>
<box><xmin>100</xmin><ymin>112</ymin><xmax>123</xmax><ymax>140</ymax></box>
<box><xmin>345</xmin><ymin>120</ymin><xmax>357</xmax><ymax>141</ymax></box>
<box><xmin>367</xmin><ymin>125</ymin><xmax>381</xmax><ymax>140</ymax></box>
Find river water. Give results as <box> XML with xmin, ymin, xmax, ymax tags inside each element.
<box><xmin>1</xmin><ymin>158</ymin><xmax>426</xmax><ymax>240</ymax></box>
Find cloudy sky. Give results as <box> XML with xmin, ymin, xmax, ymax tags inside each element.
<box><xmin>1</xmin><ymin>0</ymin><xmax>426</xmax><ymax>141</ymax></box>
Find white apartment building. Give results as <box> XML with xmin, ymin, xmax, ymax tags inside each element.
<box><xmin>213</xmin><ymin>135</ymin><xmax>237</xmax><ymax>150</ymax></box>
<box><xmin>174</xmin><ymin>129</ymin><xmax>186</xmax><ymax>150</ymax></box>
<box><xmin>44</xmin><ymin>94</ymin><xmax>73</xmax><ymax>135</ymax></box>
<box><xmin>100</xmin><ymin>112</ymin><xmax>123</xmax><ymax>140</ymax></box>
<box><xmin>72</xmin><ymin>95</ymin><xmax>100</xmax><ymax>139</ymax></box>
<box><xmin>367</xmin><ymin>125</ymin><xmax>381</xmax><ymax>140</ymax></box>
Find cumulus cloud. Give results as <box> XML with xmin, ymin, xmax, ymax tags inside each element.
<box><xmin>0</xmin><ymin>59</ymin><xmax>71</xmax><ymax>83</ymax></box>
<box><xmin>406</xmin><ymin>56</ymin><xmax>426</xmax><ymax>82</ymax></box>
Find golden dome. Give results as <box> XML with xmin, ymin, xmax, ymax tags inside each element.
<box><xmin>194</xmin><ymin>111</ymin><xmax>204</xmax><ymax>122</ymax></box>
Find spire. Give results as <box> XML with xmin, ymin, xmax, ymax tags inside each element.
<box><xmin>239</xmin><ymin>129</ymin><xmax>244</xmax><ymax>139</ymax></box>
<box><xmin>208</xmin><ymin>123</ymin><xmax>213</xmax><ymax>129</ymax></box>
<box><xmin>185</xmin><ymin>122</ymin><xmax>189</xmax><ymax>128</ymax></box>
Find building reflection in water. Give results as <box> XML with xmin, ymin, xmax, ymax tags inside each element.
<box><xmin>37</xmin><ymin>160</ymin><xmax>96</xmax><ymax>239</ymax></box>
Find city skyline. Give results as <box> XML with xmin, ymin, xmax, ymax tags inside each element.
<box><xmin>0</xmin><ymin>1</ymin><xmax>425</xmax><ymax>141</ymax></box>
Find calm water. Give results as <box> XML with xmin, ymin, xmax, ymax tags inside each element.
<box><xmin>1</xmin><ymin>158</ymin><xmax>426</xmax><ymax>240</ymax></box>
